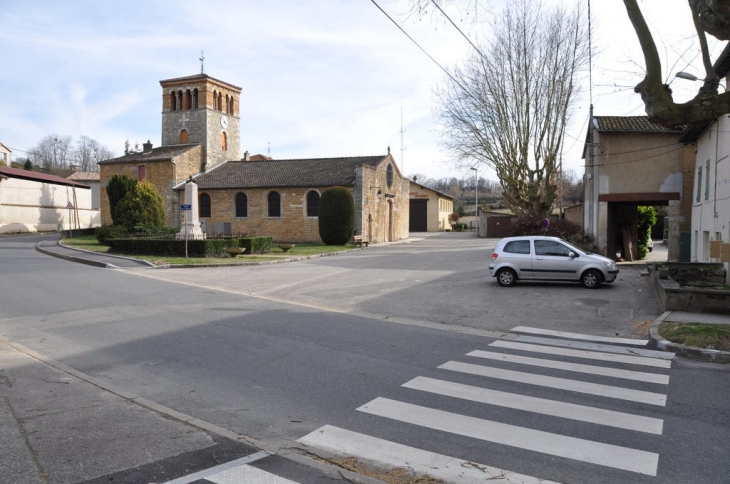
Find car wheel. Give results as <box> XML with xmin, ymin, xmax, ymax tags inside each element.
<box><xmin>581</xmin><ymin>269</ymin><xmax>602</xmax><ymax>289</ymax></box>
<box><xmin>497</xmin><ymin>268</ymin><xmax>517</xmax><ymax>287</ymax></box>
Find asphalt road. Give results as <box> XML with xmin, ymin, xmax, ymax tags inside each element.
<box><xmin>0</xmin><ymin>232</ymin><xmax>728</xmax><ymax>484</ymax></box>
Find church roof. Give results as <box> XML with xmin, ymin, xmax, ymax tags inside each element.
<box><xmin>159</xmin><ymin>74</ymin><xmax>242</xmax><ymax>91</ymax></box>
<box><xmin>98</xmin><ymin>145</ymin><xmax>199</xmax><ymax>164</ymax></box>
<box><xmin>189</xmin><ymin>155</ymin><xmax>388</xmax><ymax>190</ymax></box>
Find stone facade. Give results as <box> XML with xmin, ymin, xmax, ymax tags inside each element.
<box><xmin>99</xmin><ymin>145</ymin><xmax>203</xmax><ymax>226</ymax></box>
<box><xmin>195</xmin><ymin>157</ymin><xmax>410</xmax><ymax>243</ymax></box>
<box><xmin>160</xmin><ymin>75</ymin><xmax>241</xmax><ymax>169</ymax></box>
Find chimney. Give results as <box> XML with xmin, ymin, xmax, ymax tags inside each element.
<box><xmin>143</xmin><ymin>140</ymin><xmax>153</xmax><ymax>153</ymax></box>
<box><xmin>243</xmin><ymin>150</ymin><xmax>250</xmax><ymax>161</ymax></box>
<box><xmin>70</xmin><ymin>164</ymin><xmax>80</xmax><ymax>173</ymax></box>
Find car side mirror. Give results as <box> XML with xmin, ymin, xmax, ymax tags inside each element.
<box><xmin>569</xmin><ymin>251</ymin><xmax>577</xmax><ymax>258</ymax></box>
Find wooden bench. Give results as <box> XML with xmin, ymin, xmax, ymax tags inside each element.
<box><xmin>353</xmin><ymin>235</ymin><xmax>369</xmax><ymax>248</ymax></box>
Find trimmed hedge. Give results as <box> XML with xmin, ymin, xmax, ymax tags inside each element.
<box><xmin>107</xmin><ymin>236</ymin><xmax>273</xmax><ymax>257</ymax></box>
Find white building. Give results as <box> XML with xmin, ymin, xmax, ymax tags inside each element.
<box><xmin>683</xmin><ymin>114</ymin><xmax>730</xmax><ymax>264</ymax></box>
<box><xmin>0</xmin><ymin>166</ymin><xmax>100</xmax><ymax>233</ymax></box>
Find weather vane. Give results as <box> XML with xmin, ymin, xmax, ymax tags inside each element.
<box><xmin>199</xmin><ymin>50</ymin><xmax>205</xmax><ymax>74</ymax></box>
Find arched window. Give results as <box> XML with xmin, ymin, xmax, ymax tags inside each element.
<box><xmin>192</xmin><ymin>88</ymin><xmax>199</xmax><ymax>108</ymax></box>
<box><xmin>199</xmin><ymin>193</ymin><xmax>211</xmax><ymax>218</ymax></box>
<box><xmin>213</xmin><ymin>90</ymin><xmax>218</xmax><ymax>110</ymax></box>
<box><xmin>306</xmin><ymin>190</ymin><xmax>320</xmax><ymax>217</ymax></box>
<box><xmin>221</xmin><ymin>131</ymin><xmax>228</xmax><ymax>151</ymax></box>
<box><xmin>268</xmin><ymin>192</ymin><xmax>281</xmax><ymax>217</ymax></box>
<box><xmin>235</xmin><ymin>192</ymin><xmax>247</xmax><ymax>217</ymax></box>
<box><xmin>218</xmin><ymin>92</ymin><xmax>223</xmax><ymax>112</ymax></box>
<box><xmin>170</xmin><ymin>92</ymin><xmax>177</xmax><ymax>111</ymax></box>
<box><xmin>225</xmin><ymin>94</ymin><xmax>230</xmax><ymax>114</ymax></box>
<box><xmin>386</xmin><ymin>163</ymin><xmax>394</xmax><ymax>188</ymax></box>
<box><xmin>177</xmin><ymin>90</ymin><xmax>183</xmax><ymax>110</ymax></box>
<box><xmin>185</xmin><ymin>90</ymin><xmax>192</xmax><ymax>109</ymax></box>
<box><xmin>180</xmin><ymin>129</ymin><xmax>189</xmax><ymax>144</ymax></box>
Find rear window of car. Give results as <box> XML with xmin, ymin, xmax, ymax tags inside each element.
<box><xmin>503</xmin><ymin>240</ymin><xmax>531</xmax><ymax>254</ymax></box>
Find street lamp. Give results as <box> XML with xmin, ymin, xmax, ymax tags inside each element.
<box><xmin>675</xmin><ymin>71</ymin><xmax>700</xmax><ymax>81</ymax></box>
<box><xmin>470</xmin><ymin>167</ymin><xmax>478</xmax><ymax>237</ymax></box>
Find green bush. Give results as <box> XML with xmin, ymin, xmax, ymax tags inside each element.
<box><xmin>638</xmin><ymin>206</ymin><xmax>657</xmax><ymax>260</ymax></box>
<box><xmin>96</xmin><ymin>224</ymin><xmax>129</xmax><ymax>244</ymax></box>
<box><xmin>114</xmin><ymin>180</ymin><xmax>166</xmax><ymax>230</ymax></box>
<box><xmin>106</xmin><ymin>236</ymin><xmax>273</xmax><ymax>257</ymax></box>
<box><xmin>318</xmin><ymin>186</ymin><xmax>354</xmax><ymax>245</ymax></box>
<box><xmin>106</xmin><ymin>174</ymin><xmax>137</xmax><ymax>226</ymax></box>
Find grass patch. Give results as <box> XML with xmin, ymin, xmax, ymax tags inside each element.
<box><xmin>62</xmin><ymin>236</ymin><xmax>355</xmax><ymax>265</ymax></box>
<box><xmin>659</xmin><ymin>322</ymin><xmax>730</xmax><ymax>351</ymax></box>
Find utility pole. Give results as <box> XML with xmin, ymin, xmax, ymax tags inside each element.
<box><xmin>400</xmin><ymin>107</ymin><xmax>406</xmax><ymax>173</ymax></box>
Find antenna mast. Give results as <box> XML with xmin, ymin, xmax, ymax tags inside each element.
<box><xmin>400</xmin><ymin>106</ymin><xmax>406</xmax><ymax>173</ymax></box>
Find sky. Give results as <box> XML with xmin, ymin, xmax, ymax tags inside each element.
<box><xmin>1</xmin><ymin>0</ymin><xmax>724</xmax><ymax>183</ymax></box>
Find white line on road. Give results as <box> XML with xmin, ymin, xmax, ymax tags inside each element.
<box><xmin>298</xmin><ymin>425</ymin><xmax>562</xmax><ymax>484</ymax></box>
<box><xmin>467</xmin><ymin>350</ymin><xmax>670</xmax><ymax>384</ymax></box>
<box><xmin>357</xmin><ymin>398</ymin><xmax>659</xmax><ymax>476</ymax></box>
<box><xmin>439</xmin><ymin>361</ymin><xmax>667</xmax><ymax>406</ymax></box>
<box><xmin>403</xmin><ymin>376</ymin><xmax>664</xmax><ymax>434</ymax></box>
<box><xmin>489</xmin><ymin>340</ymin><xmax>672</xmax><ymax>368</ymax></box>
<box><xmin>513</xmin><ymin>335</ymin><xmax>674</xmax><ymax>359</ymax></box>
<box><xmin>511</xmin><ymin>326</ymin><xmax>649</xmax><ymax>345</ymax></box>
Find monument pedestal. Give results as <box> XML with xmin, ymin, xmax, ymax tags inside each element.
<box><xmin>177</xmin><ymin>179</ymin><xmax>206</xmax><ymax>240</ymax></box>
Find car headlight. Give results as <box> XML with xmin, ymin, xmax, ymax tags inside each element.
<box><xmin>604</xmin><ymin>261</ymin><xmax>616</xmax><ymax>269</ymax></box>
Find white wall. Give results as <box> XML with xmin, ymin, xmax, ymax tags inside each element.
<box><xmin>0</xmin><ymin>177</ymin><xmax>100</xmax><ymax>233</ymax></box>
<box><xmin>691</xmin><ymin>115</ymin><xmax>730</xmax><ymax>263</ymax></box>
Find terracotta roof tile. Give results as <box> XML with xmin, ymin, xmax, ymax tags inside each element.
<box><xmin>67</xmin><ymin>171</ymin><xmax>100</xmax><ymax>182</ymax></box>
<box><xmin>594</xmin><ymin>116</ymin><xmax>685</xmax><ymax>133</ymax></box>
<box><xmin>191</xmin><ymin>156</ymin><xmax>387</xmax><ymax>190</ymax></box>
<box><xmin>98</xmin><ymin>144</ymin><xmax>199</xmax><ymax>164</ymax></box>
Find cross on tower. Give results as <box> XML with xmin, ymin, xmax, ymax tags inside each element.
<box><xmin>180</xmin><ymin>113</ymin><xmax>189</xmax><ymax>128</ymax></box>
<box><xmin>199</xmin><ymin>50</ymin><xmax>205</xmax><ymax>74</ymax></box>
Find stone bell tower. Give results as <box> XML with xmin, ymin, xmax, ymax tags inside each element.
<box><xmin>159</xmin><ymin>74</ymin><xmax>241</xmax><ymax>170</ymax></box>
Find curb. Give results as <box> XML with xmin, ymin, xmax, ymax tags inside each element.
<box><xmin>649</xmin><ymin>311</ymin><xmax>730</xmax><ymax>363</ymax></box>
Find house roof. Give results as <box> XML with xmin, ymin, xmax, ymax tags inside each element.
<box><xmin>0</xmin><ymin>142</ymin><xmax>11</xmax><ymax>153</ymax></box>
<box><xmin>409</xmin><ymin>179</ymin><xmax>457</xmax><ymax>200</ymax></box>
<box><xmin>593</xmin><ymin>116</ymin><xmax>685</xmax><ymax>133</ymax></box>
<box><xmin>98</xmin><ymin>144</ymin><xmax>199</xmax><ymax>164</ymax></box>
<box><xmin>0</xmin><ymin>166</ymin><xmax>90</xmax><ymax>188</ymax></box>
<box><xmin>186</xmin><ymin>155</ymin><xmax>389</xmax><ymax>190</ymax></box>
<box><xmin>67</xmin><ymin>171</ymin><xmax>100</xmax><ymax>182</ymax></box>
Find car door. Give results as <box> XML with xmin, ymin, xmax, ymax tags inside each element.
<box><xmin>532</xmin><ymin>239</ymin><xmax>580</xmax><ymax>280</ymax></box>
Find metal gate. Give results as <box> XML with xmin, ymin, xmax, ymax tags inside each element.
<box><xmin>409</xmin><ymin>199</ymin><xmax>428</xmax><ymax>232</ymax></box>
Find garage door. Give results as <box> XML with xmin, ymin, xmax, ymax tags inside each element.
<box><xmin>409</xmin><ymin>199</ymin><xmax>428</xmax><ymax>232</ymax></box>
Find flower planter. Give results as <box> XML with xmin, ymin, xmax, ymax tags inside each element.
<box><xmin>278</xmin><ymin>244</ymin><xmax>295</xmax><ymax>253</ymax></box>
<box><xmin>224</xmin><ymin>247</ymin><xmax>246</xmax><ymax>257</ymax></box>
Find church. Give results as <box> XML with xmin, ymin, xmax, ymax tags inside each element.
<box><xmin>99</xmin><ymin>74</ymin><xmax>410</xmax><ymax>243</ymax></box>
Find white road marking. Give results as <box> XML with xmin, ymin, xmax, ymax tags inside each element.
<box><xmin>207</xmin><ymin>465</ymin><xmax>298</xmax><ymax>484</ymax></box>
<box><xmin>298</xmin><ymin>425</ymin><xmax>562</xmax><ymax>484</ymax></box>
<box><xmin>514</xmin><ymin>335</ymin><xmax>674</xmax><ymax>359</ymax></box>
<box><xmin>511</xmin><ymin>326</ymin><xmax>649</xmax><ymax>345</ymax></box>
<box><xmin>403</xmin><ymin>376</ymin><xmax>664</xmax><ymax>435</ymax></box>
<box><xmin>162</xmin><ymin>451</ymin><xmax>272</xmax><ymax>484</ymax></box>
<box><xmin>467</xmin><ymin>350</ymin><xmax>670</xmax><ymax>384</ymax></box>
<box><xmin>357</xmin><ymin>398</ymin><xmax>659</xmax><ymax>476</ymax></box>
<box><xmin>490</xmin><ymin>340</ymin><xmax>671</xmax><ymax>368</ymax></box>
<box><xmin>440</xmin><ymin>361</ymin><xmax>667</xmax><ymax>406</ymax></box>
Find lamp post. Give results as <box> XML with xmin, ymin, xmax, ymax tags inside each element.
<box><xmin>470</xmin><ymin>167</ymin><xmax>478</xmax><ymax>237</ymax></box>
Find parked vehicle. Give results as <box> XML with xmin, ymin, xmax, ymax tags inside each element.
<box><xmin>489</xmin><ymin>236</ymin><xmax>619</xmax><ymax>289</ymax></box>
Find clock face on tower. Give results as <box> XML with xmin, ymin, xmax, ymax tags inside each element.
<box><xmin>220</xmin><ymin>115</ymin><xmax>228</xmax><ymax>129</ymax></box>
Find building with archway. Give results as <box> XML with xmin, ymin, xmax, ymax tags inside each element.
<box><xmin>98</xmin><ymin>73</ymin><xmax>409</xmax><ymax>243</ymax></box>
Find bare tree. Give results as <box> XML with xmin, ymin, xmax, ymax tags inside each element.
<box><xmin>435</xmin><ymin>0</ymin><xmax>589</xmax><ymax>218</ymax></box>
<box><xmin>31</xmin><ymin>135</ymin><xmax>72</xmax><ymax>172</ymax></box>
<box><xmin>30</xmin><ymin>135</ymin><xmax>114</xmax><ymax>173</ymax></box>
<box><xmin>75</xmin><ymin>136</ymin><xmax>114</xmax><ymax>171</ymax></box>
<box><xmin>624</xmin><ymin>0</ymin><xmax>730</xmax><ymax>127</ymax></box>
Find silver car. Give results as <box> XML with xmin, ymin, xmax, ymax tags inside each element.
<box><xmin>489</xmin><ymin>236</ymin><xmax>618</xmax><ymax>289</ymax></box>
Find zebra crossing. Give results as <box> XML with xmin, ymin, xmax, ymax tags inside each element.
<box><xmin>298</xmin><ymin>326</ymin><xmax>675</xmax><ymax>483</ymax></box>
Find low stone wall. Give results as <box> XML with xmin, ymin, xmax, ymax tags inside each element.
<box><xmin>649</xmin><ymin>263</ymin><xmax>730</xmax><ymax>314</ymax></box>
